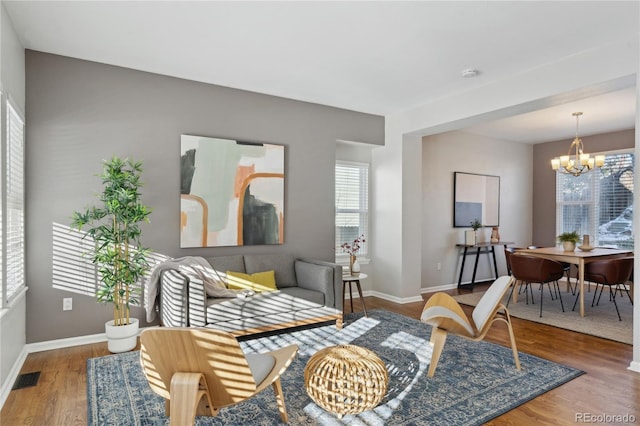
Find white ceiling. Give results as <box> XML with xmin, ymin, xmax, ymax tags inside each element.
<box><xmin>3</xmin><ymin>1</ymin><xmax>638</xmax><ymax>143</ymax></box>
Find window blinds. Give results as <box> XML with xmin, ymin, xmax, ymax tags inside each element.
<box><xmin>335</xmin><ymin>161</ymin><xmax>369</xmax><ymax>257</ymax></box>
<box><xmin>556</xmin><ymin>151</ymin><xmax>634</xmax><ymax>249</ymax></box>
<box><xmin>5</xmin><ymin>102</ymin><xmax>25</xmax><ymax>302</ymax></box>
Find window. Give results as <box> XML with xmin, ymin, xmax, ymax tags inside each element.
<box><xmin>2</xmin><ymin>98</ymin><xmax>25</xmax><ymax>306</ymax></box>
<box><xmin>556</xmin><ymin>150</ymin><xmax>634</xmax><ymax>249</ymax></box>
<box><xmin>335</xmin><ymin>161</ymin><xmax>369</xmax><ymax>259</ymax></box>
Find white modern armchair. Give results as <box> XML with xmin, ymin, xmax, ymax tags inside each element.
<box><xmin>420</xmin><ymin>275</ymin><xmax>520</xmax><ymax>377</ymax></box>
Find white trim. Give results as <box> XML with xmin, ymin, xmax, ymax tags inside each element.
<box><xmin>368</xmin><ymin>290</ymin><xmax>423</xmax><ymax>304</ymax></box>
<box><xmin>0</xmin><ymin>347</ymin><xmax>27</xmax><ymax>410</ymax></box>
<box><xmin>0</xmin><ymin>286</ymin><xmax>27</xmax><ymax>320</ymax></box>
<box><xmin>628</xmin><ymin>361</ymin><xmax>640</xmax><ymax>374</ymax></box>
<box><xmin>421</xmin><ymin>283</ymin><xmax>458</xmax><ymax>294</ymax></box>
<box><xmin>26</xmin><ymin>331</ymin><xmax>108</xmax><ymax>354</ymax></box>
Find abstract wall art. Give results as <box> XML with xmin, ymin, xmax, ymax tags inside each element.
<box><xmin>453</xmin><ymin>172</ymin><xmax>500</xmax><ymax>228</ymax></box>
<box><xmin>180</xmin><ymin>135</ymin><xmax>285</xmax><ymax>247</ymax></box>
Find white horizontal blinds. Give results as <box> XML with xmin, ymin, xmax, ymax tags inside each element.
<box><xmin>0</xmin><ymin>92</ymin><xmax>3</xmax><ymax>305</ymax></box>
<box><xmin>6</xmin><ymin>101</ymin><xmax>25</xmax><ymax>301</ymax></box>
<box><xmin>556</xmin><ymin>151</ymin><xmax>634</xmax><ymax>249</ymax></box>
<box><xmin>335</xmin><ymin>161</ymin><xmax>369</xmax><ymax>257</ymax></box>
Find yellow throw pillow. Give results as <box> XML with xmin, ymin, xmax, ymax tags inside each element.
<box><xmin>226</xmin><ymin>270</ymin><xmax>277</xmax><ymax>293</ymax></box>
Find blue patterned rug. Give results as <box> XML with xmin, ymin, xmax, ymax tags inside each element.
<box><xmin>87</xmin><ymin>310</ymin><xmax>583</xmax><ymax>425</ymax></box>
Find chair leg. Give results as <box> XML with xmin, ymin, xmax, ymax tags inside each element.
<box><xmin>572</xmin><ymin>289</ymin><xmax>580</xmax><ymax>311</ymax></box>
<box><xmin>169</xmin><ymin>372</ymin><xmax>215</xmax><ymax>426</ymax></box>
<box><xmin>609</xmin><ymin>285</ymin><xmax>623</xmax><ymax>321</ymax></box>
<box><xmin>503</xmin><ymin>310</ymin><xmax>521</xmax><ymax>371</ymax></box>
<box><xmin>272</xmin><ymin>378</ymin><xmax>289</xmax><ymax>423</ymax></box>
<box><xmin>539</xmin><ymin>284</ymin><xmax>544</xmax><ymax>317</ymax></box>
<box><xmin>428</xmin><ymin>327</ymin><xmax>448</xmax><ymax>378</ymax></box>
<box><xmin>622</xmin><ymin>284</ymin><xmax>634</xmax><ymax>305</ymax></box>
<box><xmin>592</xmin><ymin>283</ymin><xmax>602</xmax><ymax>307</ymax></box>
<box><xmin>554</xmin><ymin>280</ymin><xmax>565</xmax><ymax>312</ymax></box>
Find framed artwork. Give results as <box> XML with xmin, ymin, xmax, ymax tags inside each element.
<box><xmin>180</xmin><ymin>135</ymin><xmax>285</xmax><ymax>248</ymax></box>
<box><xmin>453</xmin><ymin>172</ymin><xmax>500</xmax><ymax>228</ymax></box>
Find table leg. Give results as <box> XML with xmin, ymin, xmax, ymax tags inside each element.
<box><xmin>579</xmin><ymin>259</ymin><xmax>585</xmax><ymax>317</ymax></box>
<box><xmin>349</xmin><ymin>282</ymin><xmax>354</xmax><ymax>313</ymax></box>
<box><xmin>458</xmin><ymin>247</ymin><xmax>469</xmax><ymax>288</ymax></box>
<box><xmin>491</xmin><ymin>246</ymin><xmax>498</xmax><ymax>279</ymax></box>
<box><xmin>471</xmin><ymin>247</ymin><xmax>481</xmax><ymax>287</ymax></box>
<box><xmin>355</xmin><ymin>280</ymin><xmax>368</xmax><ymax>317</ymax></box>
<box><xmin>342</xmin><ymin>280</ymin><xmax>346</xmax><ymax>313</ymax></box>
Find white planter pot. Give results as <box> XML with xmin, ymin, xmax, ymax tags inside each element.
<box><xmin>562</xmin><ymin>241</ymin><xmax>576</xmax><ymax>252</ymax></box>
<box><xmin>105</xmin><ymin>317</ymin><xmax>139</xmax><ymax>353</ymax></box>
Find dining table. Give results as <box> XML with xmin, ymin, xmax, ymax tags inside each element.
<box><xmin>516</xmin><ymin>246</ymin><xmax>633</xmax><ymax>317</ymax></box>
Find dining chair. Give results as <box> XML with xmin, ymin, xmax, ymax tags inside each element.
<box><xmin>573</xmin><ymin>257</ymin><xmax>633</xmax><ymax>321</ymax></box>
<box><xmin>504</xmin><ymin>247</ymin><xmax>535</xmax><ymax>306</ymax></box>
<box><xmin>526</xmin><ymin>245</ymin><xmax>575</xmax><ymax>295</ymax></box>
<box><xmin>140</xmin><ymin>327</ymin><xmax>298</xmax><ymax>425</ymax></box>
<box><xmin>420</xmin><ymin>275</ymin><xmax>520</xmax><ymax>377</ymax></box>
<box><xmin>508</xmin><ymin>254</ymin><xmax>565</xmax><ymax>317</ymax></box>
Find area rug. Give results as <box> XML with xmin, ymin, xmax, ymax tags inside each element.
<box><xmin>87</xmin><ymin>310</ymin><xmax>583</xmax><ymax>425</ymax></box>
<box><xmin>454</xmin><ymin>284</ymin><xmax>633</xmax><ymax>344</ymax></box>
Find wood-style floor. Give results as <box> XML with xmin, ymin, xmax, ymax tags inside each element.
<box><xmin>2</xmin><ymin>285</ymin><xmax>639</xmax><ymax>425</ymax></box>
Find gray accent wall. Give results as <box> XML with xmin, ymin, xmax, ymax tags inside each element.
<box><xmin>532</xmin><ymin>128</ymin><xmax>635</xmax><ymax>247</ymax></box>
<box><xmin>25</xmin><ymin>50</ymin><xmax>383</xmax><ymax>343</ymax></box>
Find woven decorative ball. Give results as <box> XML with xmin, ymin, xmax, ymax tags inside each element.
<box><xmin>304</xmin><ymin>344</ymin><xmax>388</xmax><ymax>417</ymax></box>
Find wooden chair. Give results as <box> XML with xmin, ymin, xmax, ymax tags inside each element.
<box><xmin>139</xmin><ymin>327</ymin><xmax>298</xmax><ymax>425</ymax></box>
<box><xmin>420</xmin><ymin>276</ymin><xmax>520</xmax><ymax>377</ymax></box>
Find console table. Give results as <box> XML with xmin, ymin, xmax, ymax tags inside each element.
<box><xmin>456</xmin><ymin>241</ymin><xmax>513</xmax><ymax>290</ymax></box>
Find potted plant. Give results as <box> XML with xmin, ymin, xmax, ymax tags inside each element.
<box><xmin>341</xmin><ymin>234</ymin><xmax>365</xmax><ymax>276</ymax></box>
<box><xmin>466</xmin><ymin>219</ymin><xmax>482</xmax><ymax>245</ymax></box>
<box><xmin>72</xmin><ymin>156</ymin><xmax>152</xmax><ymax>353</ymax></box>
<box><xmin>557</xmin><ymin>231</ymin><xmax>581</xmax><ymax>252</ymax></box>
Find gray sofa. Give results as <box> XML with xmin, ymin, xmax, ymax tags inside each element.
<box><xmin>159</xmin><ymin>253</ymin><xmax>344</xmax><ymax>335</ymax></box>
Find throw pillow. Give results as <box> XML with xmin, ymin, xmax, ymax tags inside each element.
<box><xmin>226</xmin><ymin>270</ymin><xmax>277</xmax><ymax>293</ymax></box>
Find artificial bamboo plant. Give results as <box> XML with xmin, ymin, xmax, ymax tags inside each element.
<box><xmin>72</xmin><ymin>157</ymin><xmax>152</xmax><ymax>326</ymax></box>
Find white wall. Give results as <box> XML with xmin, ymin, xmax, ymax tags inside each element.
<box><xmin>421</xmin><ymin>131</ymin><xmax>533</xmax><ymax>290</ymax></box>
<box><xmin>336</xmin><ymin>140</ymin><xmax>373</xmax><ymax>295</ymax></box>
<box><xmin>0</xmin><ymin>1</ymin><xmax>26</xmax><ymax>407</ymax></box>
<box><xmin>372</xmin><ymin>36</ymin><xmax>638</xmax><ymax>368</ymax></box>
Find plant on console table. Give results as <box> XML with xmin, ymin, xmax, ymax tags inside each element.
<box><xmin>557</xmin><ymin>231</ymin><xmax>581</xmax><ymax>252</ymax></box>
<box><xmin>71</xmin><ymin>156</ymin><xmax>152</xmax><ymax>353</ymax></box>
<box><xmin>469</xmin><ymin>219</ymin><xmax>482</xmax><ymax>245</ymax></box>
<box><xmin>341</xmin><ymin>234</ymin><xmax>365</xmax><ymax>276</ymax></box>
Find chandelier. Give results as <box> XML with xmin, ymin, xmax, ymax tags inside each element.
<box><xmin>551</xmin><ymin>112</ymin><xmax>604</xmax><ymax>177</ymax></box>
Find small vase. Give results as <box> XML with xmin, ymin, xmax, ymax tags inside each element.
<box><xmin>562</xmin><ymin>241</ymin><xmax>576</xmax><ymax>252</ymax></box>
<box><xmin>349</xmin><ymin>255</ymin><xmax>360</xmax><ymax>276</ymax></box>
<box><xmin>490</xmin><ymin>227</ymin><xmax>500</xmax><ymax>243</ymax></box>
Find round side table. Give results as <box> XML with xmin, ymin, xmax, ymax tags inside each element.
<box><xmin>342</xmin><ymin>273</ymin><xmax>368</xmax><ymax>317</ymax></box>
<box><xmin>304</xmin><ymin>344</ymin><xmax>388</xmax><ymax>418</ymax></box>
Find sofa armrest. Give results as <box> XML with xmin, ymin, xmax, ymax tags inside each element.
<box><xmin>296</xmin><ymin>258</ymin><xmax>344</xmax><ymax>310</ymax></box>
<box><xmin>159</xmin><ymin>269</ymin><xmax>208</xmax><ymax>327</ymax></box>
<box><xmin>159</xmin><ymin>269</ymin><xmax>189</xmax><ymax>327</ymax></box>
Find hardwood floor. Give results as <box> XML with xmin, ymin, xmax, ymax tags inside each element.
<box><xmin>2</xmin><ymin>286</ymin><xmax>639</xmax><ymax>425</ymax></box>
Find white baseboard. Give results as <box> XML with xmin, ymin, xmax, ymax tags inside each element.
<box><xmin>628</xmin><ymin>361</ymin><xmax>640</xmax><ymax>373</ymax></box>
<box><xmin>25</xmin><ymin>332</ymin><xmax>108</xmax><ymax>353</ymax></box>
<box><xmin>368</xmin><ymin>290</ymin><xmax>423</xmax><ymax>304</ymax></box>
<box><xmin>0</xmin><ymin>347</ymin><xmax>28</xmax><ymax>411</ymax></box>
<box><xmin>421</xmin><ymin>283</ymin><xmax>458</xmax><ymax>294</ymax></box>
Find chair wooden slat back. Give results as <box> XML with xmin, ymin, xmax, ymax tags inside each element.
<box><xmin>140</xmin><ymin>327</ymin><xmax>257</xmax><ymax>407</ymax></box>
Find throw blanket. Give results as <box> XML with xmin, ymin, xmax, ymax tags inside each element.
<box><xmin>144</xmin><ymin>256</ymin><xmax>252</xmax><ymax>322</ymax></box>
